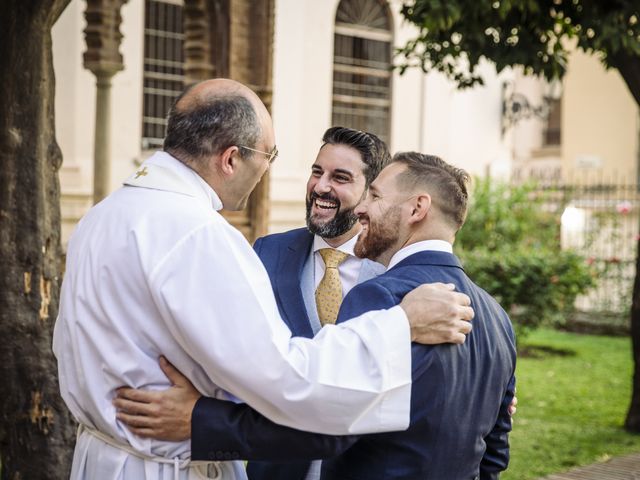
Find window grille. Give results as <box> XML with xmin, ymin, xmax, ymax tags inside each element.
<box><xmin>543</xmin><ymin>98</ymin><xmax>562</xmax><ymax>146</ymax></box>
<box><xmin>331</xmin><ymin>0</ymin><xmax>393</xmax><ymax>143</ymax></box>
<box><xmin>142</xmin><ymin>0</ymin><xmax>185</xmax><ymax>150</ymax></box>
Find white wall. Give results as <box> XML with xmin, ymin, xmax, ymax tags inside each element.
<box><xmin>429</xmin><ymin>61</ymin><xmax>508</xmax><ymax>178</ymax></box>
<box><xmin>53</xmin><ymin>0</ymin><xmax>95</xmax><ymax>195</ymax></box>
<box><xmin>562</xmin><ymin>50</ymin><xmax>639</xmax><ymax>181</ymax></box>
<box><xmin>110</xmin><ymin>1</ymin><xmax>145</xmax><ymax>185</ymax></box>
<box><xmin>53</xmin><ymin>0</ymin><xmax>145</xmax><ymax>244</ymax></box>
<box><xmin>388</xmin><ymin>1</ymin><xmax>423</xmax><ymax>154</ymax></box>
<box><xmin>269</xmin><ymin>0</ymin><xmax>339</xmax><ymax>231</ymax></box>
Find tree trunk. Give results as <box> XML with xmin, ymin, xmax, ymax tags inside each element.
<box><xmin>0</xmin><ymin>1</ymin><xmax>76</xmax><ymax>477</ymax></box>
<box><xmin>611</xmin><ymin>53</ymin><xmax>640</xmax><ymax>108</ymax></box>
<box><xmin>627</xmin><ymin>235</ymin><xmax>640</xmax><ymax>432</ymax></box>
<box><xmin>625</xmin><ymin>123</ymin><xmax>640</xmax><ymax>433</ymax></box>
<box><xmin>617</xmin><ymin>53</ymin><xmax>640</xmax><ymax>433</ymax></box>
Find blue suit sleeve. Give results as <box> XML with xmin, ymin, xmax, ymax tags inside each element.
<box><xmin>480</xmin><ymin>374</ymin><xmax>515</xmax><ymax>480</ymax></box>
<box><xmin>191</xmin><ymin>397</ymin><xmax>358</xmax><ymax>462</ymax></box>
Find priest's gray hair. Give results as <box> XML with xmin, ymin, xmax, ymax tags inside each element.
<box><xmin>163</xmin><ymin>91</ymin><xmax>261</xmax><ymax>167</ymax></box>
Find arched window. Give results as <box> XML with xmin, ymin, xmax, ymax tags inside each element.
<box><xmin>331</xmin><ymin>0</ymin><xmax>393</xmax><ymax>143</ymax></box>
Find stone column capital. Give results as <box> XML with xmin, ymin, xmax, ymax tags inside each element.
<box><xmin>83</xmin><ymin>0</ymin><xmax>128</xmax><ymax>76</ymax></box>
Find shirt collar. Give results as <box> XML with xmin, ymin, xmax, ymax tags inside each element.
<box><xmin>124</xmin><ymin>151</ymin><xmax>224</xmax><ymax>211</ymax></box>
<box><xmin>313</xmin><ymin>233</ymin><xmax>359</xmax><ymax>256</ymax></box>
<box><xmin>387</xmin><ymin>240</ymin><xmax>453</xmax><ymax>270</ymax></box>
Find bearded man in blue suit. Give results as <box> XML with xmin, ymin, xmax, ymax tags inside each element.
<box><xmin>245</xmin><ymin>153</ymin><xmax>516</xmax><ymax>479</ymax></box>
<box><xmin>248</xmin><ymin>126</ymin><xmax>391</xmax><ymax>479</ymax></box>
<box><xmin>252</xmin><ymin>126</ymin><xmax>390</xmax><ymax>341</ymax></box>
<box><xmin>313</xmin><ymin>153</ymin><xmax>517</xmax><ymax>479</ymax></box>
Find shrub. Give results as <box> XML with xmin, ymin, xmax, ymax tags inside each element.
<box><xmin>457</xmin><ymin>178</ymin><xmax>595</xmax><ymax>339</ymax></box>
<box><xmin>460</xmin><ymin>247</ymin><xmax>595</xmax><ymax>338</ymax></box>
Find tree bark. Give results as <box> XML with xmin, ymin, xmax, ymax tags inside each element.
<box><xmin>610</xmin><ymin>52</ymin><xmax>640</xmax><ymax>108</ymax></box>
<box><xmin>627</xmin><ymin>234</ymin><xmax>640</xmax><ymax>432</ymax></box>
<box><xmin>615</xmin><ymin>53</ymin><xmax>640</xmax><ymax>433</ymax></box>
<box><xmin>0</xmin><ymin>1</ymin><xmax>76</xmax><ymax>477</ymax></box>
<box><xmin>625</xmin><ymin>110</ymin><xmax>640</xmax><ymax>434</ymax></box>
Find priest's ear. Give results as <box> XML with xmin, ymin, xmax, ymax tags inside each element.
<box><xmin>217</xmin><ymin>145</ymin><xmax>241</xmax><ymax>176</ymax></box>
<box><xmin>408</xmin><ymin>193</ymin><xmax>431</xmax><ymax>224</ymax></box>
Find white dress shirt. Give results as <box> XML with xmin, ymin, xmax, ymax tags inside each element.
<box><xmin>53</xmin><ymin>152</ymin><xmax>412</xmax><ymax>480</ymax></box>
<box><xmin>388</xmin><ymin>240</ymin><xmax>453</xmax><ymax>270</ymax></box>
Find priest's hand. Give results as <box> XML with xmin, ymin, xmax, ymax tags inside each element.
<box><xmin>400</xmin><ymin>283</ymin><xmax>473</xmax><ymax>345</ymax></box>
<box><xmin>113</xmin><ymin>356</ymin><xmax>200</xmax><ymax>441</ymax></box>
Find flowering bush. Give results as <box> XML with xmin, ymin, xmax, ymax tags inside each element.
<box><xmin>456</xmin><ymin>178</ymin><xmax>595</xmax><ymax>339</ymax></box>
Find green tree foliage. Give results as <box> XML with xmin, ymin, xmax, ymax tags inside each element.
<box><xmin>457</xmin><ymin>179</ymin><xmax>595</xmax><ymax>339</ymax></box>
<box><xmin>397</xmin><ymin>0</ymin><xmax>640</xmax><ymax>103</ymax></box>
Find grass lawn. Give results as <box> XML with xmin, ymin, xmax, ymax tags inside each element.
<box><xmin>502</xmin><ymin>328</ymin><xmax>640</xmax><ymax>479</ymax></box>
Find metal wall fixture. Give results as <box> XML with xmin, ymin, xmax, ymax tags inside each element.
<box><xmin>501</xmin><ymin>79</ymin><xmax>562</xmax><ymax>135</ymax></box>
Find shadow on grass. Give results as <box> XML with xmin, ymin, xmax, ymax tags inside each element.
<box><xmin>518</xmin><ymin>344</ymin><xmax>576</xmax><ymax>358</ymax></box>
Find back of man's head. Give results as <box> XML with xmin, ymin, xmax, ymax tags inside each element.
<box><xmin>163</xmin><ymin>83</ymin><xmax>262</xmax><ymax>168</ymax></box>
<box><xmin>392</xmin><ymin>152</ymin><xmax>470</xmax><ymax>231</ymax></box>
<box><xmin>322</xmin><ymin>127</ymin><xmax>391</xmax><ymax>186</ymax></box>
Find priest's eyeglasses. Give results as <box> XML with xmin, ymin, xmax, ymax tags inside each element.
<box><xmin>240</xmin><ymin>145</ymin><xmax>279</xmax><ymax>166</ymax></box>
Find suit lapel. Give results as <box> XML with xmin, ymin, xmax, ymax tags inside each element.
<box><xmin>301</xmin><ymin>255</ymin><xmax>322</xmax><ymax>335</ymax></box>
<box><xmin>276</xmin><ymin>231</ymin><xmax>316</xmax><ymax>338</ymax></box>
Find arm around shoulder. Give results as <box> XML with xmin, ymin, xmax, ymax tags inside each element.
<box><xmin>191</xmin><ymin>397</ymin><xmax>358</xmax><ymax>462</ymax></box>
<box><xmin>153</xmin><ymin>223</ymin><xmax>412</xmax><ymax>435</ymax></box>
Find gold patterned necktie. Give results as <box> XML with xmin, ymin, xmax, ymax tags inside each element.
<box><xmin>315</xmin><ymin>248</ymin><xmax>349</xmax><ymax>326</ymax></box>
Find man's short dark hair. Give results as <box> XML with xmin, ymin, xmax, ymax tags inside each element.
<box><xmin>163</xmin><ymin>90</ymin><xmax>261</xmax><ymax>167</ymax></box>
<box><xmin>322</xmin><ymin>127</ymin><xmax>391</xmax><ymax>186</ymax></box>
<box><xmin>392</xmin><ymin>152</ymin><xmax>470</xmax><ymax>231</ymax></box>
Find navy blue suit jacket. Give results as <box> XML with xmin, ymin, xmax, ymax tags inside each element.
<box><xmin>252</xmin><ymin>227</ymin><xmax>318</xmax><ymax>338</ymax></box>
<box><xmin>191</xmin><ymin>246</ymin><xmax>516</xmax><ymax>479</ymax></box>
<box><xmin>248</xmin><ymin>229</ymin><xmax>333</xmax><ymax>478</ymax></box>
<box><xmin>320</xmin><ymin>251</ymin><xmax>516</xmax><ymax>479</ymax></box>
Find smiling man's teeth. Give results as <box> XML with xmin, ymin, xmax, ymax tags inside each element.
<box><xmin>315</xmin><ymin>199</ymin><xmax>337</xmax><ymax>209</ymax></box>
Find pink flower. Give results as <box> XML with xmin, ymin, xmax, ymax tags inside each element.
<box><xmin>616</xmin><ymin>201</ymin><xmax>632</xmax><ymax>214</ymax></box>
<box><xmin>586</xmin><ymin>257</ymin><xmax>595</xmax><ymax>265</ymax></box>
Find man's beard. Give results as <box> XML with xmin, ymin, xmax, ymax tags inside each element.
<box><xmin>354</xmin><ymin>206</ymin><xmax>401</xmax><ymax>261</ymax></box>
<box><xmin>306</xmin><ymin>192</ymin><xmax>359</xmax><ymax>239</ymax></box>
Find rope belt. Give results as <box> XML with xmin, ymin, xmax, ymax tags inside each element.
<box><xmin>78</xmin><ymin>424</ymin><xmax>222</xmax><ymax>480</ymax></box>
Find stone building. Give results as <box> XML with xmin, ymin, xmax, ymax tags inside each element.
<box><xmin>53</xmin><ymin>0</ymin><xmax>639</xmax><ymax>245</ymax></box>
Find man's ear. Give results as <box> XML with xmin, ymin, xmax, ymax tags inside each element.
<box><xmin>408</xmin><ymin>193</ymin><xmax>431</xmax><ymax>224</ymax></box>
<box><xmin>218</xmin><ymin>146</ymin><xmax>241</xmax><ymax>176</ymax></box>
